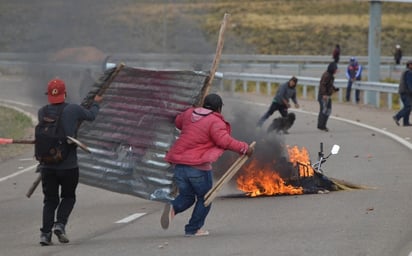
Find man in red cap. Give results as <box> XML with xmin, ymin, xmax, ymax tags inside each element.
<box><xmin>38</xmin><ymin>78</ymin><xmax>103</xmax><ymax>246</ymax></box>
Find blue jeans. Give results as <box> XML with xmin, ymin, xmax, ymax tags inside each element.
<box><xmin>346</xmin><ymin>80</ymin><xmax>360</xmax><ymax>103</ymax></box>
<box><xmin>171</xmin><ymin>164</ymin><xmax>213</xmax><ymax>234</ymax></box>
<box><xmin>317</xmin><ymin>96</ymin><xmax>332</xmax><ymax>129</ymax></box>
<box><xmin>395</xmin><ymin>93</ymin><xmax>412</xmax><ymax>125</ymax></box>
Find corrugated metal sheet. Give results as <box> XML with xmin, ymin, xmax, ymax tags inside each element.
<box><xmin>77</xmin><ymin>66</ymin><xmax>209</xmax><ymax>201</ymax></box>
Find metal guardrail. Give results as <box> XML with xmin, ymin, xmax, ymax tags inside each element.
<box><xmin>0</xmin><ymin>52</ymin><xmax>402</xmax><ymax>109</ymax></box>
<box><xmin>219</xmin><ymin>72</ymin><xmax>400</xmax><ymax>110</ymax></box>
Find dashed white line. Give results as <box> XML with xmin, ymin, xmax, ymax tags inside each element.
<box><xmin>115</xmin><ymin>213</ymin><xmax>146</xmax><ymax>223</ymax></box>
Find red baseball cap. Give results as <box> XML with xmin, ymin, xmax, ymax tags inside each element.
<box><xmin>46</xmin><ymin>78</ymin><xmax>66</xmax><ymax>104</ymax></box>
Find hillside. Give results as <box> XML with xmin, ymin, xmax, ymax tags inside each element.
<box><xmin>0</xmin><ymin>0</ymin><xmax>411</xmax><ymax>56</ymax></box>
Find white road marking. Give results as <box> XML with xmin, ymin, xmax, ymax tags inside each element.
<box><xmin>19</xmin><ymin>158</ymin><xmax>36</xmax><ymax>161</ymax></box>
<box><xmin>115</xmin><ymin>213</ymin><xmax>146</xmax><ymax>223</ymax></box>
<box><xmin>239</xmin><ymin>99</ymin><xmax>412</xmax><ymax>151</ymax></box>
<box><xmin>0</xmin><ymin>164</ymin><xmax>37</xmax><ymax>182</ymax></box>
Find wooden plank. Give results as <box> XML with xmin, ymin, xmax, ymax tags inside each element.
<box><xmin>204</xmin><ymin>141</ymin><xmax>256</xmax><ymax>207</ymax></box>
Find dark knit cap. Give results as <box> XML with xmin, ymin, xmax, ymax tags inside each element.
<box><xmin>327</xmin><ymin>62</ymin><xmax>338</xmax><ymax>74</ymax></box>
<box><xmin>203</xmin><ymin>93</ymin><xmax>223</xmax><ymax>112</ymax></box>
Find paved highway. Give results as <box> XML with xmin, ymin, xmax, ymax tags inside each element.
<box><xmin>1</xmin><ymin>75</ymin><xmax>412</xmax><ymax>256</ymax></box>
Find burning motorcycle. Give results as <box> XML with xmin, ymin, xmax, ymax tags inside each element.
<box><xmin>312</xmin><ymin>143</ymin><xmax>340</xmax><ymax>174</ymax></box>
<box><xmin>307</xmin><ymin>143</ymin><xmax>341</xmax><ymax>193</ymax></box>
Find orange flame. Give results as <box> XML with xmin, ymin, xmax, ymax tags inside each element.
<box><xmin>287</xmin><ymin>145</ymin><xmax>314</xmax><ymax>178</ymax></box>
<box><xmin>236</xmin><ymin>145</ymin><xmax>314</xmax><ymax>197</ymax></box>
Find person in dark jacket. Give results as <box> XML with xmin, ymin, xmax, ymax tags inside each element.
<box><xmin>332</xmin><ymin>44</ymin><xmax>340</xmax><ymax>63</ymax></box>
<box><xmin>256</xmin><ymin>76</ymin><xmax>300</xmax><ymax>127</ymax></box>
<box><xmin>394</xmin><ymin>45</ymin><xmax>402</xmax><ymax>65</ymax></box>
<box><xmin>393</xmin><ymin>60</ymin><xmax>412</xmax><ymax>126</ymax></box>
<box><xmin>317</xmin><ymin>62</ymin><xmax>339</xmax><ymax>132</ymax></box>
<box><xmin>38</xmin><ymin>78</ymin><xmax>103</xmax><ymax>246</ymax></box>
<box><xmin>161</xmin><ymin>93</ymin><xmax>254</xmax><ymax>236</ymax></box>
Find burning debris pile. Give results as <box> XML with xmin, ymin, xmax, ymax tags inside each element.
<box><xmin>236</xmin><ymin>145</ymin><xmax>338</xmax><ymax>197</ymax></box>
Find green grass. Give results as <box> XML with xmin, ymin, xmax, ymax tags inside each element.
<box><xmin>1</xmin><ymin>1</ymin><xmax>412</xmax><ymax>56</ymax></box>
<box><xmin>145</xmin><ymin>0</ymin><xmax>411</xmax><ymax>56</ymax></box>
<box><xmin>0</xmin><ymin>106</ymin><xmax>33</xmax><ymax>161</ymax></box>
<box><xmin>161</xmin><ymin>1</ymin><xmax>409</xmax><ymax>55</ymax></box>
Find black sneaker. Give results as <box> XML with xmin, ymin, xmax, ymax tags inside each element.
<box><xmin>317</xmin><ymin>127</ymin><xmax>329</xmax><ymax>132</ymax></box>
<box><xmin>393</xmin><ymin>116</ymin><xmax>400</xmax><ymax>126</ymax></box>
<box><xmin>39</xmin><ymin>232</ymin><xmax>52</xmax><ymax>246</ymax></box>
<box><xmin>53</xmin><ymin>223</ymin><xmax>69</xmax><ymax>243</ymax></box>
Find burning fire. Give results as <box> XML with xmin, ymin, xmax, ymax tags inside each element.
<box><xmin>287</xmin><ymin>145</ymin><xmax>315</xmax><ymax>178</ymax></box>
<box><xmin>236</xmin><ymin>145</ymin><xmax>314</xmax><ymax>197</ymax></box>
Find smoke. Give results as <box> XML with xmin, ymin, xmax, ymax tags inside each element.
<box><xmin>214</xmin><ymin>100</ymin><xmax>294</xmax><ymax>189</ymax></box>
<box><xmin>3</xmin><ymin>1</ymin><xmax>253</xmax><ymax>54</ymax></box>
<box><xmin>1</xmin><ymin>1</ymin><xmax>255</xmax><ymax>107</ymax></box>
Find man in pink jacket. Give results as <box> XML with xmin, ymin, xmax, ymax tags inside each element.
<box><xmin>161</xmin><ymin>93</ymin><xmax>254</xmax><ymax>236</ymax></box>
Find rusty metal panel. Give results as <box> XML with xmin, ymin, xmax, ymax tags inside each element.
<box><xmin>77</xmin><ymin>66</ymin><xmax>208</xmax><ymax>201</ymax></box>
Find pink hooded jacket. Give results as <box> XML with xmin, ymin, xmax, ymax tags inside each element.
<box><xmin>165</xmin><ymin>107</ymin><xmax>249</xmax><ymax>170</ymax></box>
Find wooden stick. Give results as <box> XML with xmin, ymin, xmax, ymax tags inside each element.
<box><xmin>81</xmin><ymin>62</ymin><xmax>125</xmax><ymax>108</ymax></box>
<box><xmin>197</xmin><ymin>13</ymin><xmax>230</xmax><ymax>107</ymax></box>
<box><xmin>205</xmin><ymin>155</ymin><xmax>244</xmax><ymax>199</ymax></box>
<box><xmin>204</xmin><ymin>157</ymin><xmax>249</xmax><ymax>207</ymax></box>
<box><xmin>26</xmin><ymin>173</ymin><xmax>41</xmax><ymax>198</ymax></box>
<box><xmin>204</xmin><ymin>141</ymin><xmax>256</xmax><ymax>207</ymax></box>
<box><xmin>0</xmin><ymin>138</ymin><xmax>35</xmax><ymax>144</ymax></box>
<box><xmin>205</xmin><ymin>141</ymin><xmax>256</xmax><ymax>200</ymax></box>
<box><xmin>205</xmin><ymin>156</ymin><xmax>246</xmax><ymax>200</ymax></box>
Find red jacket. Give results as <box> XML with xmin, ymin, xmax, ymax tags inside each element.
<box><xmin>165</xmin><ymin>107</ymin><xmax>249</xmax><ymax>170</ymax></box>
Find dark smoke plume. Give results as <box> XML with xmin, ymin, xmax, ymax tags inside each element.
<box><xmin>214</xmin><ymin>101</ymin><xmax>294</xmax><ymax>189</ymax></box>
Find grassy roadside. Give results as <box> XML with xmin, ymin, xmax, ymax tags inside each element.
<box><xmin>0</xmin><ymin>106</ymin><xmax>34</xmax><ymax>161</ymax></box>
<box><xmin>188</xmin><ymin>0</ymin><xmax>412</xmax><ymax>56</ymax></box>
<box><xmin>123</xmin><ymin>0</ymin><xmax>412</xmax><ymax>56</ymax></box>
<box><xmin>1</xmin><ymin>1</ymin><xmax>412</xmax><ymax>56</ymax></box>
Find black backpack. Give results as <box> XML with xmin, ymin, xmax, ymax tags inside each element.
<box><xmin>34</xmin><ymin>103</ymin><xmax>71</xmax><ymax>164</ymax></box>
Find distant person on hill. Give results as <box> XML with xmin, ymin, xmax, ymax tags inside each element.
<box><xmin>393</xmin><ymin>60</ymin><xmax>412</xmax><ymax>127</ymax></box>
<box><xmin>394</xmin><ymin>44</ymin><xmax>402</xmax><ymax>65</ymax></box>
<box><xmin>345</xmin><ymin>57</ymin><xmax>363</xmax><ymax>103</ymax></box>
<box><xmin>256</xmin><ymin>76</ymin><xmax>300</xmax><ymax>128</ymax></box>
<box><xmin>332</xmin><ymin>44</ymin><xmax>340</xmax><ymax>64</ymax></box>
<box><xmin>317</xmin><ymin>62</ymin><xmax>339</xmax><ymax>132</ymax></box>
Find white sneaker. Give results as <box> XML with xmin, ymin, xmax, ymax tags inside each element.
<box><xmin>185</xmin><ymin>229</ymin><xmax>209</xmax><ymax>237</ymax></box>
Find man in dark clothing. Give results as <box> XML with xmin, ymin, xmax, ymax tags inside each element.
<box><xmin>256</xmin><ymin>76</ymin><xmax>300</xmax><ymax>127</ymax></box>
<box><xmin>394</xmin><ymin>45</ymin><xmax>402</xmax><ymax>65</ymax></box>
<box><xmin>332</xmin><ymin>44</ymin><xmax>340</xmax><ymax>63</ymax></box>
<box><xmin>39</xmin><ymin>78</ymin><xmax>103</xmax><ymax>246</ymax></box>
<box><xmin>318</xmin><ymin>62</ymin><xmax>339</xmax><ymax>132</ymax></box>
<box><xmin>393</xmin><ymin>60</ymin><xmax>412</xmax><ymax>127</ymax></box>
